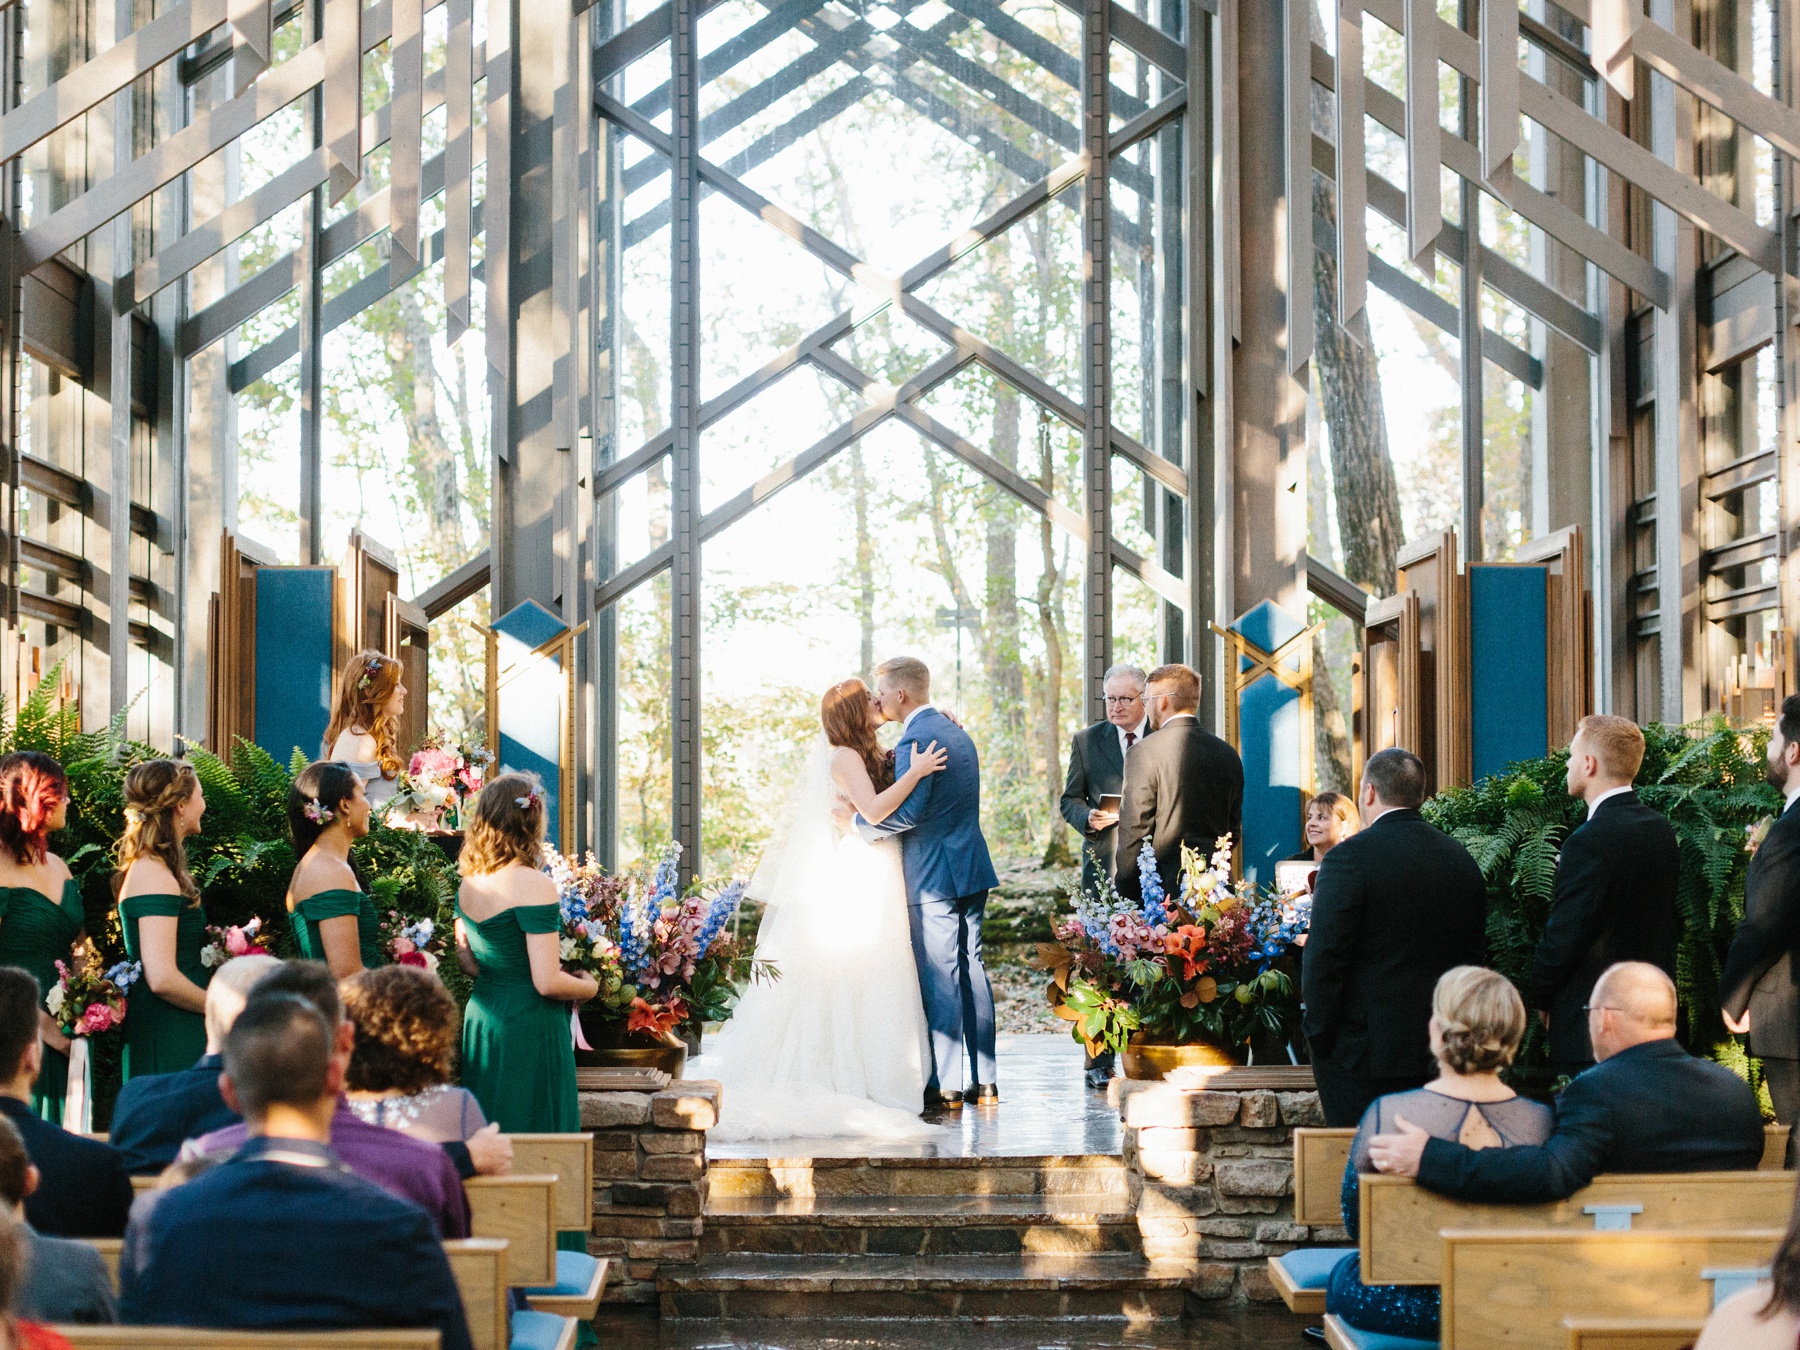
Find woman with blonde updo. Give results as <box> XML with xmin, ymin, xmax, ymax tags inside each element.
<box><xmin>1324</xmin><ymin>966</ymin><xmax>1552</xmax><ymax>1340</ymax></box>
<box><xmin>285</xmin><ymin>760</ymin><xmax>379</xmax><ymax>978</ymax></box>
<box><xmin>113</xmin><ymin>760</ymin><xmax>212</xmax><ymax>1080</ymax></box>
<box><xmin>322</xmin><ymin>651</ymin><xmax>407</xmax><ymax>811</ymax></box>
<box><xmin>454</xmin><ymin>774</ymin><xmax>596</xmax><ymax>1143</ymax></box>
<box><xmin>0</xmin><ymin>753</ymin><xmax>81</xmax><ymax>1121</ymax></box>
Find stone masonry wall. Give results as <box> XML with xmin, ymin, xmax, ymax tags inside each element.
<box><xmin>579</xmin><ymin>1079</ymin><xmax>720</xmax><ymax>1304</ymax></box>
<box><xmin>1118</xmin><ymin>1080</ymin><xmax>1347</xmax><ymax>1303</ymax></box>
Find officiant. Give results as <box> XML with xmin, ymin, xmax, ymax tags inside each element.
<box><xmin>1059</xmin><ymin>664</ymin><xmax>1149</xmax><ymax>894</ymax></box>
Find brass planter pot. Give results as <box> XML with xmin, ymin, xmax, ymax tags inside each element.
<box><xmin>574</xmin><ymin>1042</ymin><xmax>687</xmax><ymax>1078</ymax></box>
<box><xmin>1121</xmin><ymin>1036</ymin><xmax>1241</xmax><ymax>1081</ymax></box>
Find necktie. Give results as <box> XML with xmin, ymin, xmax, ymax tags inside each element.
<box><xmin>1124</xmin><ymin>731</ymin><xmax>1136</xmax><ymax>750</ymax></box>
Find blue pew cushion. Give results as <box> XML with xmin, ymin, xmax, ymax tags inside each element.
<box><xmin>511</xmin><ymin>1308</ymin><xmax>570</xmax><ymax>1350</ymax></box>
<box><xmin>523</xmin><ymin>1249</ymin><xmax>600</xmax><ymax>1298</ymax></box>
<box><xmin>1277</xmin><ymin>1247</ymin><xmax>1355</xmax><ymax>1288</ymax></box>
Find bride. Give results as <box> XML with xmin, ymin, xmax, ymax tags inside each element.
<box><xmin>694</xmin><ymin>678</ymin><xmax>949</xmax><ymax>1142</ymax></box>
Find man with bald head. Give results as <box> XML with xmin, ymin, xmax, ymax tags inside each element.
<box><xmin>1367</xmin><ymin>962</ymin><xmax>1763</xmax><ymax>1202</ymax></box>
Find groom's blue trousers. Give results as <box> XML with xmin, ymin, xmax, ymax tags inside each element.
<box><xmin>907</xmin><ymin>890</ymin><xmax>998</xmax><ymax>1093</ymax></box>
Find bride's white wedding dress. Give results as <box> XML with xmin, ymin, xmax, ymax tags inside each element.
<box><xmin>692</xmin><ymin>740</ymin><xmax>940</xmax><ymax>1142</ymax></box>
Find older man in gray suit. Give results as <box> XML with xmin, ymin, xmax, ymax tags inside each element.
<box><xmin>1060</xmin><ymin>663</ymin><xmax>1149</xmax><ymax>893</ymax></box>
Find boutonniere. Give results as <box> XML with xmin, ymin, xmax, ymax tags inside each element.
<box><xmin>1748</xmin><ymin>815</ymin><xmax>1775</xmax><ymax>856</ymax></box>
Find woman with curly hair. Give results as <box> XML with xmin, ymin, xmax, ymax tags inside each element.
<box><xmin>285</xmin><ymin>761</ymin><xmax>379</xmax><ymax>978</ymax></box>
<box><xmin>113</xmin><ymin>760</ymin><xmax>212</xmax><ymax>1080</ymax></box>
<box><xmin>455</xmin><ymin>774</ymin><xmax>596</xmax><ymax>1147</ymax></box>
<box><xmin>342</xmin><ymin>965</ymin><xmax>490</xmax><ymax>1145</ymax></box>
<box><xmin>323</xmin><ymin>652</ymin><xmax>408</xmax><ymax>812</ymax></box>
<box><xmin>0</xmin><ymin>753</ymin><xmax>81</xmax><ymax>1121</ymax></box>
<box><xmin>1324</xmin><ymin>966</ymin><xmax>1552</xmax><ymax>1340</ymax></box>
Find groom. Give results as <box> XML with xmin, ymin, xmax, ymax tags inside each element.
<box><xmin>851</xmin><ymin>656</ymin><xmax>1000</xmax><ymax>1109</ymax></box>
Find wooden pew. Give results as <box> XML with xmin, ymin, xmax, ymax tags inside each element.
<box><xmin>1295</xmin><ymin>1128</ymin><xmax>1356</xmax><ymax>1227</ymax></box>
<box><xmin>89</xmin><ymin>1237</ymin><xmax>121</xmax><ymax>1289</ymax></box>
<box><xmin>1361</xmin><ymin>1170</ymin><xmax>1795</xmax><ymax>1285</ymax></box>
<box><xmin>464</xmin><ymin>1174</ymin><xmax>557</xmax><ymax>1287</ymax></box>
<box><xmin>54</xmin><ymin>1333</ymin><xmax>439</xmax><ymax>1349</ymax></box>
<box><xmin>1439</xmin><ymin>1227</ymin><xmax>1779</xmax><ymax>1350</ymax></box>
<box><xmin>501</xmin><ymin>1134</ymin><xmax>607</xmax><ymax>1319</ymax></box>
<box><xmin>1763</xmin><ymin>1124</ymin><xmax>1791</xmax><ymax>1170</ymax></box>
<box><xmin>1562</xmin><ymin>1318</ymin><xmax>1706</xmax><ymax>1350</ymax></box>
<box><xmin>444</xmin><ymin>1238</ymin><xmax>575</xmax><ymax>1350</ymax></box>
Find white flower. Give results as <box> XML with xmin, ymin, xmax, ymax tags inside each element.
<box><xmin>419</xmin><ymin>951</ymin><xmax>440</xmax><ymax>975</ymax></box>
<box><xmin>199</xmin><ymin>946</ymin><xmax>224</xmax><ymax>969</ymax></box>
<box><xmin>559</xmin><ymin>937</ymin><xmax>577</xmax><ymax>960</ymax></box>
<box><xmin>44</xmin><ymin>986</ymin><xmax>64</xmax><ymax>1016</ymax></box>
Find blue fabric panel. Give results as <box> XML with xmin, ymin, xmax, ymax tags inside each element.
<box><xmin>254</xmin><ymin>568</ymin><xmax>336</xmax><ymax>764</ymax></box>
<box><xmin>1468</xmin><ymin>566</ymin><xmax>1549</xmax><ymax>782</ymax></box>
<box><xmin>1330</xmin><ymin>1320</ymin><xmax>1438</xmax><ymax>1350</ymax></box>
<box><xmin>492</xmin><ymin>598</ymin><xmax>569</xmax><ymax>650</ymax></box>
<box><xmin>496</xmin><ymin>633</ymin><xmax>564</xmax><ymax>851</ymax></box>
<box><xmin>510</xmin><ymin>1310</ymin><xmax>571</xmax><ymax>1350</ymax></box>
<box><xmin>1277</xmin><ymin>1247</ymin><xmax>1355</xmax><ymax>1289</ymax></box>
<box><xmin>1232</xmin><ymin>600</ymin><xmax>1307</xmax><ymax>884</ymax></box>
<box><xmin>523</xmin><ymin>1250</ymin><xmax>600</xmax><ymax>1297</ymax></box>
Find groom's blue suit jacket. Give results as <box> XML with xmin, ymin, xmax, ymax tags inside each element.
<box><xmin>855</xmin><ymin>706</ymin><xmax>999</xmax><ymax>905</ymax></box>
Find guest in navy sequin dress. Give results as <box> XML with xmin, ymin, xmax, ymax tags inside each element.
<box><xmin>1326</xmin><ymin>966</ymin><xmax>1552</xmax><ymax>1340</ymax></box>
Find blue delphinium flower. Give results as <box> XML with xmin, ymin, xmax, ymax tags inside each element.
<box><xmin>617</xmin><ymin>891</ymin><xmax>651</xmax><ymax>978</ymax></box>
<box><xmin>696</xmin><ymin>880</ymin><xmax>746</xmax><ymax>953</ymax></box>
<box><xmin>1136</xmin><ymin>838</ymin><xmax>1167</xmax><ymax>929</ymax></box>
<box><xmin>107</xmin><ymin>960</ymin><xmax>142</xmax><ymax>997</ymax></box>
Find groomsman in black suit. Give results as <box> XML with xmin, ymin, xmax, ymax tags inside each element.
<box><xmin>1302</xmin><ymin>748</ymin><xmax>1488</xmax><ymax>1126</ymax></box>
<box><xmin>1060</xmin><ymin>664</ymin><xmax>1150</xmax><ymax>894</ymax></box>
<box><xmin>1531</xmin><ymin>714</ymin><xmax>1680</xmax><ymax>1080</ymax></box>
<box><xmin>1721</xmin><ymin>693</ymin><xmax>1800</xmax><ymax>1160</ymax></box>
<box><xmin>1113</xmin><ymin>664</ymin><xmax>1244</xmax><ymax>905</ymax></box>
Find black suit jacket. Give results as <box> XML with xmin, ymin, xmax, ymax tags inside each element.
<box><xmin>1301</xmin><ymin>808</ymin><xmax>1487</xmax><ymax>1079</ymax></box>
<box><xmin>1416</xmin><ymin>1038</ymin><xmax>1764</xmax><ymax>1202</ymax></box>
<box><xmin>1114</xmin><ymin>717</ymin><xmax>1244</xmax><ymax>902</ymax></box>
<box><xmin>1531</xmin><ymin>791</ymin><xmax>1681</xmax><ymax>1064</ymax></box>
<box><xmin>108</xmin><ymin>1053</ymin><xmax>238</xmax><ymax>1174</ymax></box>
<box><xmin>1721</xmin><ymin>797</ymin><xmax>1800</xmax><ymax>1060</ymax></box>
<box><xmin>0</xmin><ymin>1096</ymin><xmax>133</xmax><ymax>1237</ymax></box>
<box><xmin>1060</xmin><ymin>720</ymin><xmax>1136</xmax><ymax>890</ymax></box>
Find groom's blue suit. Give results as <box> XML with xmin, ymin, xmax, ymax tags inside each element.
<box><xmin>855</xmin><ymin>705</ymin><xmax>1000</xmax><ymax>1095</ymax></box>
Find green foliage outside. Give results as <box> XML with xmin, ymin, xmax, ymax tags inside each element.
<box><xmin>1423</xmin><ymin>720</ymin><xmax>1778</xmax><ymax>1092</ymax></box>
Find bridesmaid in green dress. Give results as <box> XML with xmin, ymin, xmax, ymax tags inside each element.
<box><xmin>455</xmin><ymin>773</ymin><xmax>598</xmax><ymax>1142</ymax></box>
<box><xmin>285</xmin><ymin>761</ymin><xmax>380</xmax><ymax>978</ymax></box>
<box><xmin>114</xmin><ymin>759</ymin><xmax>213</xmax><ymax>1081</ymax></box>
<box><xmin>0</xmin><ymin>752</ymin><xmax>82</xmax><ymax>1121</ymax></box>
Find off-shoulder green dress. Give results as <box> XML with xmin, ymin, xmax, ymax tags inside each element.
<box><xmin>117</xmin><ymin>893</ymin><xmax>212</xmax><ymax>1080</ymax></box>
<box><xmin>0</xmin><ymin>878</ymin><xmax>84</xmax><ymax>1121</ymax></box>
<box><xmin>292</xmin><ymin>888</ymin><xmax>381</xmax><ymax>970</ymax></box>
<box><xmin>457</xmin><ymin>901</ymin><xmax>577</xmax><ymax>1134</ymax></box>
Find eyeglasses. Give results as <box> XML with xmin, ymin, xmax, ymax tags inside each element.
<box><xmin>1581</xmin><ymin>1004</ymin><xmax>1621</xmax><ymax>1015</ymax></box>
<box><xmin>1103</xmin><ymin>694</ymin><xmax>1142</xmax><ymax>706</ymax></box>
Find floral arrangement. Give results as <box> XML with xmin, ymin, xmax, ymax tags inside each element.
<box><xmin>377</xmin><ymin>908</ymin><xmax>443</xmax><ymax>974</ymax></box>
<box><xmin>547</xmin><ymin>840</ymin><xmax>771</xmax><ymax>1044</ymax></box>
<box><xmin>199</xmin><ymin>917</ymin><xmax>278</xmax><ymax>969</ymax></box>
<box><xmin>387</xmin><ymin>738</ymin><xmax>491</xmax><ymax>830</ymax></box>
<box><xmin>1037</xmin><ymin>836</ymin><xmax>1309</xmax><ymax>1058</ymax></box>
<box><xmin>46</xmin><ymin>950</ymin><xmax>139</xmax><ymax>1038</ymax></box>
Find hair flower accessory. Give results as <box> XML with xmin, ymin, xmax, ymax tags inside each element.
<box><xmin>122</xmin><ymin>806</ymin><xmax>143</xmax><ymax>824</ymax></box>
<box><xmin>516</xmin><ymin>787</ymin><xmax>543</xmax><ymax>810</ymax></box>
<box><xmin>302</xmin><ymin>797</ymin><xmax>334</xmax><ymax>824</ymax></box>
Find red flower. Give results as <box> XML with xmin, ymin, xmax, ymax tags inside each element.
<box><xmin>627</xmin><ymin>996</ymin><xmax>686</xmax><ymax>1039</ymax></box>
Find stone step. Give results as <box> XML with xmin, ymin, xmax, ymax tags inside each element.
<box><xmin>658</xmin><ymin>1252</ymin><xmax>1190</xmax><ymax>1321</ymax></box>
<box><xmin>705</xmin><ymin>1154</ymin><xmax>1131</xmax><ymax>1200</ymax></box>
<box><xmin>701</xmin><ymin>1192</ymin><xmax>1140</xmax><ymax>1255</ymax></box>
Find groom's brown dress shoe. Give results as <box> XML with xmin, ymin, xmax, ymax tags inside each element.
<box><xmin>924</xmin><ymin>1089</ymin><xmax>964</xmax><ymax>1109</ymax></box>
<box><xmin>971</xmin><ymin>1084</ymin><xmax>999</xmax><ymax>1104</ymax></box>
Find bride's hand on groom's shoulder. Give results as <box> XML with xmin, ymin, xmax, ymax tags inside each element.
<box><xmin>936</xmin><ymin>706</ymin><xmax>963</xmax><ymax>728</ymax></box>
<box><xmin>906</xmin><ymin>739</ymin><xmax>949</xmax><ymax>778</ymax></box>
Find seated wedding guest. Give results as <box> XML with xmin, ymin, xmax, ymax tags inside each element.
<box><xmin>285</xmin><ymin>761</ymin><xmax>380</xmax><ymax>979</ymax></box>
<box><xmin>120</xmin><ymin>993</ymin><xmax>473</xmax><ymax>1350</ymax></box>
<box><xmin>182</xmin><ymin>961</ymin><xmax>475</xmax><ymax>1233</ymax></box>
<box><xmin>1326</xmin><ymin>967</ymin><xmax>1551</xmax><ymax>1341</ymax></box>
<box><xmin>0</xmin><ymin>1215</ymin><xmax>76</xmax><ymax>1350</ymax></box>
<box><xmin>0</xmin><ymin>1116</ymin><xmax>113</xmax><ymax>1324</ymax></box>
<box><xmin>1303</xmin><ymin>748</ymin><xmax>1488</xmax><ymax>1126</ymax></box>
<box><xmin>0</xmin><ymin>967</ymin><xmax>130</xmax><ymax>1237</ymax></box>
<box><xmin>109</xmin><ymin>953</ymin><xmax>279</xmax><ymax>1174</ymax></box>
<box><xmin>323</xmin><ymin>651</ymin><xmax>408</xmax><ymax>813</ymax></box>
<box><xmin>1531</xmin><ymin>715</ymin><xmax>1679</xmax><ymax>1080</ymax></box>
<box><xmin>1695</xmin><ymin>1178</ymin><xmax>1800</xmax><ymax>1350</ymax></box>
<box><xmin>343</xmin><ymin>965</ymin><xmax>497</xmax><ymax>1148</ymax></box>
<box><xmin>1370</xmin><ymin>962</ymin><xmax>1763</xmax><ymax>1199</ymax></box>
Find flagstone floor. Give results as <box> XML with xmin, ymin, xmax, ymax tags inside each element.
<box><xmin>703</xmin><ymin>1034</ymin><xmax>1122</xmax><ymax>1161</ymax></box>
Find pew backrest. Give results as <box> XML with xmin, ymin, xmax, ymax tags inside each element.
<box><xmin>464</xmin><ymin>1174</ymin><xmax>555</xmax><ymax>1286</ymax></box>
<box><xmin>53</xmin><ymin>1331</ymin><xmax>439</xmax><ymax>1349</ymax></box>
<box><xmin>1763</xmin><ymin>1124</ymin><xmax>1791</xmax><ymax>1170</ymax></box>
<box><xmin>442</xmin><ymin>1238</ymin><xmax>507</xmax><ymax>1350</ymax></box>
<box><xmin>503</xmin><ymin>1133</ymin><xmax>594</xmax><ymax>1234</ymax></box>
<box><xmin>1440</xmin><ymin>1228</ymin><xmax>1779</xmax><ymax>1350</ymax></box>
<box><xmin>1562</xmin><ymin>1317</ymin><xmax>1707</xmax><ymax>1350</ymax></box>
<box><xmin>88</xmin><ymin>1237</ymin><xmax>121</xmax><ymax>1291</ymax></box>
<box><xmin>1362</xmin><ymin>1171</ymin><xmax>1796</xmax><ymax>1285</ymax></box>
<box><xmin>1294</xmin><ymin>1128</ymin><xmax>1355</xmax><ymax>1228</ymax></box>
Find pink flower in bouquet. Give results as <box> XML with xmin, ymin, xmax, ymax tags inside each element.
<box><xmin>392</xmin><ymin>935</ymin><xmax>417</xmax><ymax>958</ymax></box>
<box><xmin>457</xmin><ymin>764</ymin><xmax>484</xmax><ymax>794</ymax></box>
<box><xmin>410</xmin><ymin>747</ymin><xmax>460</xmax><ymax>780</ymax></box>
<box><xmin>75</xmin><ymin>1003</ymin><xmax>117</xmax><ymax>1035</ymax></box>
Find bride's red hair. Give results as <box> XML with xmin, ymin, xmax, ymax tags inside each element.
<box><xmin>821</xmin><ymin>679</ymin><xmax>892</xmax><ymax>790</ymax></box>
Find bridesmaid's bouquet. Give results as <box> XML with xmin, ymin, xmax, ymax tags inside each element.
<box><xmin>378</xmin><ymin>910</ymin><xmax>443</xmax><ymax>973</ymax></box>
<box><xmin>46</xmin><ymin>950</ymin><xmax>138</xmax><ymax>1038</ymax></box>
<box><xmin>200</xmin><ymin>917</ymin><xmax>277</xmax><ymax>969</ymax></box>
<box><xmin>388</xmin><ymin>738</ymin><xmax>492</xmax><ymax>831</ymax></box>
